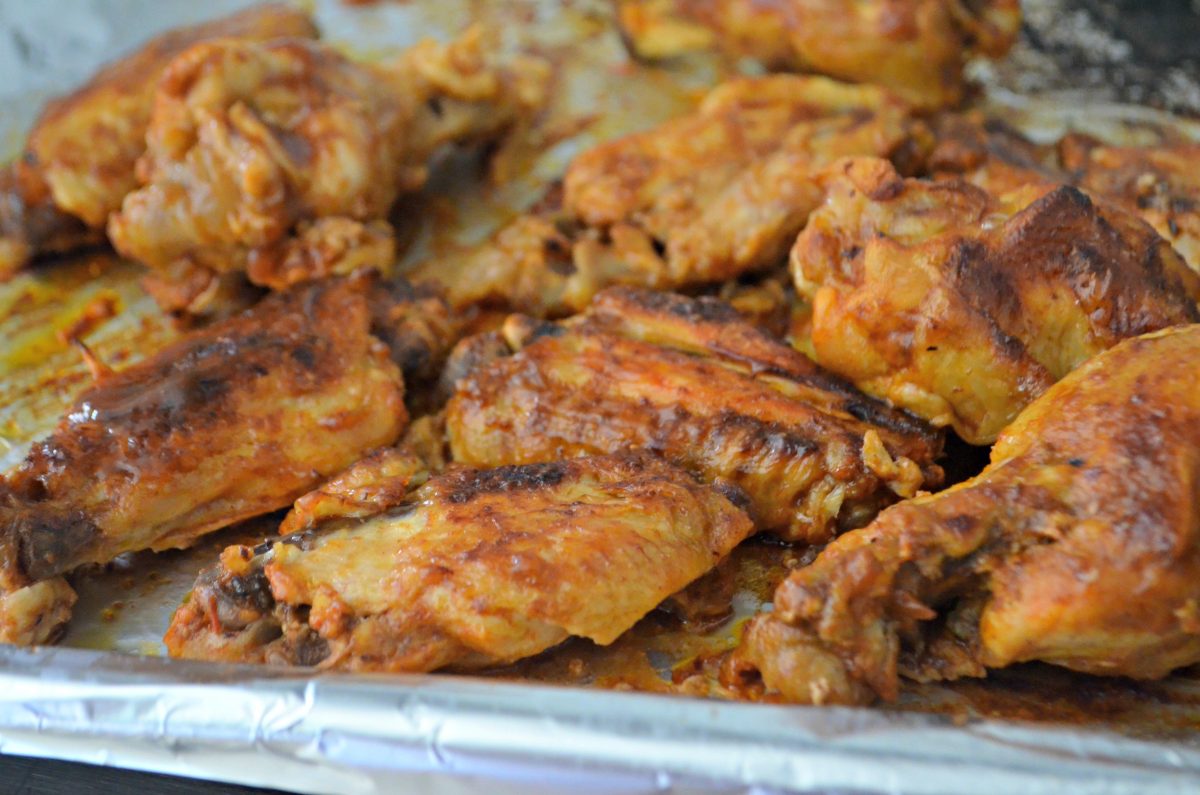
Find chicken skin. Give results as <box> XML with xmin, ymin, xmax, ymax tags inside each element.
<box><xmin>0</xmin><ymin>274</ymin><xmax>435</xmax><ymax>646</ymax></box>
<box><xmin>108</xmin><ymin>28</ymin><xmax>546</xmax><ymax>314</ymax></box>
<box><xmin>165</xmin><ymin>452</ymin><xmax>753</xmax><ymax>671</ymax></box>
<box><xmin>924</xmin><ymin>111</ymin><xmax>1064</xmax><ymax>196</ymax></box>
<box><xmin>1059</xmin><ymin>134</ymin><xmax>1200</xmax><ymax>275</ymax></box>
<box><xmin>790</xmin><ymin>157</ymin><xmax>1200</xmax><ymax>444</ymax></box>
<box><xmin>415</xmin><ymin>75</ymin><xmax>927</xmax><ymax>316</ymax></box>
<box><xmin>0</xmin><ymin>4</ymin><xmax>318</xmax><ymax>279</ymax></box>
<box><xmin>446</xmin><ymin>287</ymin><xmax>943</xmax><ymax>544</ymax></box>
<box><xmin>615</xmin><ymin>0</ymin><xmax>1020</xmax><ymax>109</ymax></box>
<box><xmin>932</xmin><ymin>123</ymin><xmax>1200</xmax><ymax>274</ymax></box>
<box><xmin>732</xmin><ymin>324</ymin><xmax>1200</xmax><ymax>705</ymax></box>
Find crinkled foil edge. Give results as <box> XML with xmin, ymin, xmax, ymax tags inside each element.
<box><xmin>0</xmin><ymin>647</ymin><xmax>1198</xmax><ymax>794</ymax></box>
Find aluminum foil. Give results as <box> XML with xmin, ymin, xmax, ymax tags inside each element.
<box><xmin>1</xmin><ymin>1</ymin><xmax>1199</xmax><ymax>792</ymax></box>
<box><xmin>3</xmin><ymin>646</ymin><xmax>1200</xmax><ymax>795</ymax></box>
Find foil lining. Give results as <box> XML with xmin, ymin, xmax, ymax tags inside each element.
<box><xmin>2</xmin><ymin>646</ymin><xmax>1200</xmax><ymax>795</ymax></box>
<box><xmin>0</xmin><ymin>1</ymin><xmax>1199</xmax><ymax>792</ymax></box>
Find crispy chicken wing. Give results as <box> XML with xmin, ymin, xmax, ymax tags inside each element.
<box><xmin>790</xmin><ymin>157</ymin><xmax>1200</xmax><ymax>444</ymax></box>
<box><xmin>165</xmin><ymin>452</ymin><xmax>753</xmax><ymax>670</ymax></box>
<box><xmin>925</xmin><ymin>111</ymin><xmax>1064</xmax><ymax>195</ymax></box>
<box><xmin>1060</xmin><ymin>134</ymin><xmax>1200</xmax><ymax>275</ymax></box>
<box><xmin>108</xmin><ymin>28</ymin><xmax>546</xmax><ymax>314</ymax></box>
<box><xmin>616</xmin><ymin>0</ymin><xmax>1020</xmax><ymax>109</ymax></box>
<box><xmin>732</xmin><ymin>324</ymin><xmax>1200</xmax><ymax>705</ymax></box>
<box><xmin>415</xmin><ymin>75</ymin><xmax>927</xmax><ymax>316</ymax></box>
<box><xmin>446</xmin><ymin>287</ymin><xmax>943</xmax><ymax>544</ymax></box>
<box><xmin>0</xmin><ymin>274</ymin><xmax>433</xmax><ymax>645</ymax></box>
<box><xmin>0</xmin><ymin>4</ymin><xmax>318</xmax><ymax>278</ymax></box>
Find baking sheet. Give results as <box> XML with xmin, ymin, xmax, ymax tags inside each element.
<box><xmin>1</xmin><ymin>1</ymin><xmax>1199</xmax><ymax>792</ymax></box>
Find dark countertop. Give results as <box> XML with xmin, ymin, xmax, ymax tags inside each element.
<box><xmin>988</xmin><ymin>0</ymin><xmax>1200</xmax><ymax>116</ymax></box>
<box><xmin>0</xmin><ymin>755</ymin><xmax>284</xmax><ymax>795</ymax></box>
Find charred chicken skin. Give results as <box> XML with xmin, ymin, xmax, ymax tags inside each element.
<box><xmin>165</xmin><ymin>452</ymin><xmax>753</xmax><ymax>671</ymax></box>
<box><xmin>0</xmin><ymin>273</ymin><xmax>453</xmax><ymax>646</ymax></box>
<box><xmin>931</xmin><ymin>123</ymin><xmax>1200</xmax><ymax>274</ymax></box>
<box><xmin>446</xmin><ymin>287</ymin><xmax>943</xmax><ymax>544</ymax></box>
<box><xmin>108</xmin><ymin>28</ymin><xmax>546</xmax><ymax>314</ymax></box>
<box><xmin>790</xmin><ymin>157</ymin><xmax>1200</xmax><ymax>444</ymax></box>
<box><xmin>615</xmin><ymin>0</ymin><xmax>1020</xmax><ymax>109</ymax></box>
<box><xmin>1059</xmin><ymin>134</ymin><xmax>1200</xmax><ymax>276</ymax></box>
<box><xmin>732</xmin><ymin>324</ymin><xmax>1200</xmax><ymax>705</ymax></box>
<box><xmin>415</xmin><ymin>75</ymin><xmax>927</xmax><ymax>316</ymax></box>
<box><xmin>0</xmin><ymin>4</ymin><xmax>318</xmax><ymax>279</ymax></box>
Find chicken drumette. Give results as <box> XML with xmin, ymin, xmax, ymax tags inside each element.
<box><xmin>790</xmin><ymin>156</ymin><xmax>1200</xmax><ymax>444</ymax></box>
<box><xmin>414</xmin><ymin>75</ymin><xmax>927</xmax><ymax>316</ymax></box>
<box><xmin>165</xmin><ymin>452</ymin><xmax>753</xmax><ymax>671</ymax></box>
<box><xmin>108</xmin><ymin>28</ymin><xmax>546</xmax><ymax>314</ymax></box>
<box><xmin>732</xmin><ymin>324</ymin><xmax>1200</xmax><ymax>705</ymax></box>
<box><xmin>0</xmin><ymin>4</ymin><xmax>318</xmax><ymax>279</ymax></box>
<box><xmin>615</xmin><ymin>0</ymin><xmax>1020</xmax><ymax>109</ymax></box>
<box><xmin>446</xmin><ymin>286</ymin><xmax>943</xmax><ymax>544</ymax></box>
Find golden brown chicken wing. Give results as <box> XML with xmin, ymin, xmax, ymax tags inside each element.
<box><xmin>0</xmin><ymin>4</ymin><xmax>318</xmax><ymax>279</ymax></box>
<box><xmin>616</xmin><ymin>0</ymin><xmax>1020</xmax><ymax>109</ymax></box>
<box><xmin>108</xmin><ymin>28</ymin><xmax>546</xmax><ymax>314</ymax></box>
<box><xmin>790</xmin><ymin>157</ymin><xmax>1200</xmax><ymax>445</ymax></box>
<box><xmin>0</xmin><ymin>273</ymin><xmax>435</xmax><ymax>646</ymax></box>
<box><xmin>414</xmin><ymin>75</ymin><xmax>927</xmax><ymax>316</ymax></box>
<box><xmin>732</xmin><ymin>324</ymin><xmax>1200</xmax><ymax>705</ymax></box>
<box><xmin>446</xmin><ymin>287</ymin><xmax>943</xmax><ymax>544</ymax></box>
<box><xmin>1059</xmin><ymin>134</ymin><xmax>1200</xmax><ymax>275</ymax></box>
<box><xmin>164</xmin><ymin>452</ymin><xmax>753</xmax><ymax>671</ymax></box>
<box><xmin>925</xmin><ymin>111</ymin><xmax>1064</xmax><ymax>195</ymax></box>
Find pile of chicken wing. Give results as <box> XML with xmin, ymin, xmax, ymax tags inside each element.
<box><xmin>2</xmin><ymin>1</ymin><xmax>1199</xmax><ymax>710</ymax></box>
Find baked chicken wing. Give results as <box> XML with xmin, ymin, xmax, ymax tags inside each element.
<box><xmin>924</xmin><ymin>111</ymin><xmax>1064</xmax><ymax>196</ymax></box>
<box><xmin>790</xmin><ymin>157</ymin><xmax>1200</xmax><ymax>444</ymax></box>
<box><xmin>1060</xmin><ymin>134</ymin><xmax>1200</xmax><ymax>275</ymax></box>
<box><xmin>165</xmin><ymin>452</ymin><xmax>753</xmax><ymax>671</ymax></box>
<box><xmin>415</xmin><ymin>75</ymin><xmax>926</xmax><ymax>316</ymax></box>
<box><xmin>732</xmin><ymin>324</ymin><xmax>1200</xmax><ymax>705</ymax></box>
<box><xmin>446</xmin><ymin>287</ymin><xmax>943</xmax><ymax>544</ymax></box>
<box><xmin>108</xmin><ymin>28</ymin><xmax>546</xmax><ymax>314</ymax></box>
<box><xmin>0</xmin><ymin>274</ymin><xmax>438</xmax><ymax>646</ymax></box>
<box><xmin>0</xmin><ymin>4</ymin><xmax>318</xmax><ymax>279</ymax></box>
<box><xmin>616</xmin><ymin>0</ymin><xmax>1020</xmax><ymax>109</ymax></box>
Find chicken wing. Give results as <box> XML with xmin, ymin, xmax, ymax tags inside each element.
<box><xmin>108</xmin><ymin>28</ymin><xmax>547</xmax><ymax>314</ymax></box>
<box><xmin>925</xmin><ymin>111</ymin><xmax>1064</xmax><ymax>195</ymax></box>
<box><xmin>446</xmin><ymin>287</ymin><xmax>943</xmax><ymax>544</ymax></box>
<box><xmin>0</xmin><ymin>169</ymin><xmax>100</xmax><ymax>281</ymax></box>
<box><xmin>0</xmin><ymin>4</ymin><xmax>318</xmax><ymax>279</ymax></box>
<box><xmin>0</xmin><ymin>273</ymin><xmax>433</xmax><ymax>646</ymax></box>
<box><xmin>414</xmin><ymin>75</ymin><xmax>927</xmax><ymax>316</ymax></box>
<box><xmin>731</xmin><ymin>324</ymin><xmax>1200</xmax><ymax>705</ymax></box>
<box><xmin>1060</xmin><ymin>134</ymin><xmax>1200</xmax><ymax>275</ymax></box>
<box><xmin>790</xmin><ymin>157</ymin><xmax>1200</xmax><ymax>444</ymax></box>
<box><xmin>616</xmin><ymin>0</ymin><xmax>1020</xmax><ymax>109</ymax></box>
<box><xmin>164</xmin><ymin>452</ymin><xmax>753</xmax><ymax>671</ymax></box>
